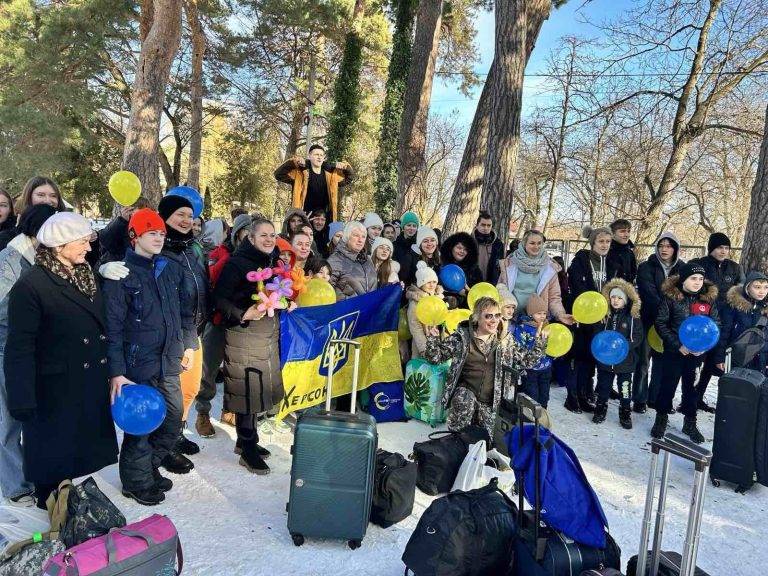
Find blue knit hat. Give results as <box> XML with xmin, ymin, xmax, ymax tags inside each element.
<box><xmin>328</xmin><ymin>221</ymin><xmax>345</xmax><ymax>239</ymax></box>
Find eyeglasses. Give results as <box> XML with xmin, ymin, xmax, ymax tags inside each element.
<box><xmin>483</xmin><ymin>313</ymin><xmax>502</xmax><ymax>320</ymax></box>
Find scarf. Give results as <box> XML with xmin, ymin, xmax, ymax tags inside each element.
<box><xmin>474</xmin><ymin>230</ymin><xmax>495</xmax><ymax>246</ymax></box>
<box><xmin>511</xmin><ymin>244</ymin><xmax>549</xmax><ymax>275</ymax></box>
<box><xmin>36</xmin><ymin>246</ymin><xmax>97</xmax><ymax>300</ymax></box>
<box><xmin>164</xmin><ymin>226</ymin><xmax>195</xmax><ymax>254</ymax></box>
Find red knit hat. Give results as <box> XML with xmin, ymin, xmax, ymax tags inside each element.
<box><xmin>129</xmin><ymin>209</ymin><xmax>166</xmax><ymax>240</ymax></box>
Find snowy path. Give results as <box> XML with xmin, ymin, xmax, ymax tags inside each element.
<box><xmin>89</xmin><ymin>383</ymin><xmax>764</xmax><ymax>576</ymax></box>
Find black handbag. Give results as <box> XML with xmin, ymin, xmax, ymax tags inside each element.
<box><xmin>60</xmin><ymin>476</ymin><xmax>126</xmax><ymax>548</ymax></box>
<box><xmin>370</xmin><ymin>450</ymin><xmax>418</xmax><ymax>528</ymax></box>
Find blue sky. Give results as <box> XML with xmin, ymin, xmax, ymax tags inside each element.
<box><xmin>431</xmin><ymin>0</ymin><xmax>635</xmax><ymax>128</ymax></box>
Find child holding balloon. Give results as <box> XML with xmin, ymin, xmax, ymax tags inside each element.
<box><xmin>593</xmin><ymin>279</ymin><xmax>642</xmax><ymax>429</ymax></box>
<box><xmin>407</xmin><ymin>262</ymin><xmax>446</xmax><ymax>357</ymax></box>
<box><xmin>513</xmin><ymin>294</ymin><xmax>552</xmax><ymax>408</ymax></box>
<box><xmin>652</xmin><ymin>263</ymin><xmax>720</xmax><ymax>443</ymax></box>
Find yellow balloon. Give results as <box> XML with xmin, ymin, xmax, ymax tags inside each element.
<box><xmin>467</xmin><ymin>282</ymin><xmax>501</xmax><ymax>310</ymax></box>
<box><xmin>545</xmin><ymin>323</ymin><xmax>573</xmax><ymax>358</ymax></box>
<box><xmin>108</xmin><ymin>171</ymin><xmax>141</xmax><ymax>206</ymax></box>
<box><xmin>296</xmin><ymin>278</ymin><xmax>336</xmax><ymax>307</ymax></box>
<box><xmin>416</xmin><ymin>295</ymin><xmax>448</xmax><ymax>326</ymax></box>
<box><xmin>445</xmin><ymin>308</ymin><xmax>471</xmax><ymax>334</ymax></box>
<box><xmin>648</xmin><ymin>325</ymin><xmax>664</xmax><ymax>353</ymax></box>
<box><xmin>398</xmin><ymin>308</ymin><xmax>411</xmax><ymax>341</ymax></box>
<box><xmin>572</xmin><ymin>291</ymin><xmax>608</xmax><ymax>324</ymax></box>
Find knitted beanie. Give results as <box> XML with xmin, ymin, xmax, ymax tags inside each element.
<box><xmin>129</xmin><ymin>209</ymin><xmax>166</xmax><ymax>238</ymax></box>
<box><xmin>497</xmin><ymin>285</ymin><xmax>518</xmax><ymax>307</ymax></box>
<box><xmin>415</xmin><ymin>261</ymin><xmax>438</xmax><ymax>287</ymax></box>
<box><xmin>609</xmin><ymin>287</ymin><xmax>628</xmax><ymax>305</ymax></box>
<box><xmin>707</xmin><ymin>232</ymin><xmax>731</xmax><ymax>254</ymax></box>
<box><xmin>401</xmin><ymin>211</ymin><xmax>420</xmax><ymax>228</ymax></box>
<box><xmin>415</xmin><ymin>225</ymin><xmax>438</xmax><ymax>248</ymax></box>
<box><xmin>526</xmin><ymin>293</ymin><xmax>548</xmax><ymax>317</ymax></box>
<box><xmin>158</xmin><ymin>194</ymin><xmax>193</xmax><ymax>221</ymax></box>
<box><xmin>371</xmin><ymin>236</ymin><xmax>394</xmax><ymax>258</ymax></box>
<box><xmin>363</xmin><ymin>212</ymin><xmax>384</xmax><ymax>229</ymax></box>
<box><xmin>582</xmin><ymin>225</ymin><xmax>612</xmax><ymax>247</ymax></box>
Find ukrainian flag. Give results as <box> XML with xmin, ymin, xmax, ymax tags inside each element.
<box><xmin>277</xmin><ymin>284</ymin><xmax>404</xmax><ymax>419</ymax></box>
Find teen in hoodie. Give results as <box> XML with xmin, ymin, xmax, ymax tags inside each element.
<box><xmin>652</xmin><ymin>263</ymin><xmax>719</xmax><ymax>444</ymax></box>
<box><xmin>593</xmin><ymin>279</ymin><xmax>642</xmax><ymax>429</ymax></box>
<box><xmin>633</xmin><ymin>232</ymin><xmax>684</xmax><ymax>413</ymax></box>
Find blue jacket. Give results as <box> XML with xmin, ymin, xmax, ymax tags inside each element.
<box><xmin>103</xmin><ymin>248</ymin><xmax>197</xmax><ymax>383</ymax></box>
<box><xmin>513</xmin><ymin>316</ymin><xmax>552</xmax><ymax>371</ymax></box>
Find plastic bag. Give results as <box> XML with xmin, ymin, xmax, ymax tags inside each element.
<box><xmin>451</xmin><ymin>440</ymin><xmax>487</xmax><ymax>492</ymax></box>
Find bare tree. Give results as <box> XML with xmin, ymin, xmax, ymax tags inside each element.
<box><xmin>185</xmin><ymin>0</ymin><xmax>206</xmax><ymax>190</ymax></box>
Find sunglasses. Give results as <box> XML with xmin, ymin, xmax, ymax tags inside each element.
<box><xmin>483</xmin><ymin>313</ymin><xmax>502</xmax><ymax>320</ymax></box>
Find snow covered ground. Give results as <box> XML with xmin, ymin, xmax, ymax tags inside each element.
<box><xmin>60</xmin><ymin>382</ymin><xmax>767</xmax><ymax>575</ymax></box>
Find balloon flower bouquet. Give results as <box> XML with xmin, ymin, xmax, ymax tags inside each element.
<box><xmin>247</xmin><ymin>264</ymin><xmax>336</xmax><ymax>316</ymax></box>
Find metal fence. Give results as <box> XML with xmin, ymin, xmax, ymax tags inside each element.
<box><xmin>543</xmin><ymin>240</ymin><xmax>742</xmax><ymax>268</ymax></box>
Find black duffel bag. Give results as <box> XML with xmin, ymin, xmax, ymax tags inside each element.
<box><xmin>371</xmin><ymin>450</ymin><xmax>418</xmax><ymax>528</ymax></box>
<box><xmin>402</xmin><ymin>478</ymin><xmax>518</xmax><ymax>576</ymax></box>
<box><xmin>411</xmin><ymin>425</ymin><xmax>491</xmax><ymax>495</ymax></box>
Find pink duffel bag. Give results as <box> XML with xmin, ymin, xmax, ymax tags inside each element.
<box><xmin>41</xmin><ymin>515</ymin><xmax>182</xmax><ymax>575</ymax></box>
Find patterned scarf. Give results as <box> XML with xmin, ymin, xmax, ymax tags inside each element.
<box><xmin>36</xmin><ymin>246</ymin><xmax>97</xmax><ymax>300</ymax></box>
<box><xmin>510</xmin><ymin>244</ymin><xmax>549</xmax><ymax>275</ymax></box>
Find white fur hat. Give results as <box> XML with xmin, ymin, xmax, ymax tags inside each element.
<box><xmin>363</xmin><ymin>212</ymin><xmax>384</xmax><ymax>229</ymax></box>
<box><xmin>37</xmin><ymin>212</ymin><xmax>92</xmax><ymax>248</ymax></box>
<box><xmin>371</xmin><ymin>236</ymin><xmax>393</xmax><ymax>257</ymax></box>
<box><xmin>415</xmin><ymin>225</ymin><xmax>438</xmax><ymax>248</ymax></box>
<box><xmin>416</xmin><ymin>261</ymin><xmax>438</xmax><ymax>287</ymax></box>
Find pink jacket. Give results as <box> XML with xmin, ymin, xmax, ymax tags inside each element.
<box><xmin>497</xmin><ymin>256</ymin><xmax>567</xmax><ymax>320</ymax></box>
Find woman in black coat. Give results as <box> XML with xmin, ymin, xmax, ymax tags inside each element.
<box><xmin>439</xmin><ymin>232</ymin><xmax>483</xmax><ymax>308</ymax></box>
<box><xmin>4</xmin><ymin>212</ymin><xmax>118</xmax><ymax>507</ymax></box>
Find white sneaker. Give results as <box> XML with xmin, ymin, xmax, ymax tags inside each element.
<box><xmin>7</xmin><ymin>492</ymin><xmax>35</xmax><ymax>508</ymax></box>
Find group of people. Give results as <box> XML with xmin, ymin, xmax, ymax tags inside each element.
<box><xmin>0</xmin><ymin>149</ymin><xmax>765</xmax><ymax>515</ymax></box>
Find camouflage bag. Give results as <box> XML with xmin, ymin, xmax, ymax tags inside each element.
<box><xmin>60</xmin><ymin>477</ymin><xmax>125</xmax><ymax>548</ymax></box>
<box><xmin>0</xmin><ymin>536</ymin><xmax>66</xmax><ymax>576</ymax></box>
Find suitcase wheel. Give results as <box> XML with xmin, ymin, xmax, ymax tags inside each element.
<box><xmin>291</xmin><ymin>534</ymin><xmax>304</xmax><ymax>547</ymax></box>
<box><xmin>348</xmin><ymin>539</ymin><xmax>361</xmax><ymax>550</ymax></box>
<box><xmin>710</xmin><ymin>477</ymin><xmax>721</xmax><ymax>487</ymax></box>
<box><xmin>736</xmin><ymin>485</ymin><xmax>750</xmax><ymax>494</ymax></box>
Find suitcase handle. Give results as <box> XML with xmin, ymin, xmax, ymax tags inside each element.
<box><xmin>325</xmin><ymin>339</ymin><xmax>362</xmax><ymax>414</ymax></box>
<box><xmin>651</xmin><ymin>433</ymin><xmax>712</xmax><ymax>470</ymax></box>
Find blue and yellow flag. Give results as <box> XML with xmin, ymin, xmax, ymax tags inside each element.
<box><xmin>277</xmin><ymin>284</ymin><xmax>404</xmax><ymax>419</ymax></box>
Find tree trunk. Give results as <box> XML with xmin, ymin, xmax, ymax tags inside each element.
<box><xmin>480</xmin><ymin>0</ymin><xmax>526</xmax><ymax>242</ymax></box>
<box><xmin>395</xmin><ymin>0</ymin><xmax>443</xmax><ymax>215</ymax></box>
<box><xmin>740</xmin><ymin>104</ymin><xmax>768</xmax><ymax>272</ymax></box>
<box><xmin>442</xmin><ymin>0</ymin><xmax>552</xmax><ymax>236</ymax></box>
<box><xmin>122</xmin><ymin>0</ymin><xmax>183</xmax><ymax>205</ymax></box>
<box><xmin>185</xmin><ymin>0</ymin><xmax>205</xmax><ymax>190</ymax></box>
<box><xmin>374</xmin><ymin>0</ymin><xmax>418</xmax><ymax>218</ymax></box>
<box><xmin>325</xmin><ymin>0</ymin><xmax>366</xmax><ymax>162</ymax></box>
<box><xmin>285</xmin><ymin>98</ymin><xmax>305</xmax><ymax>159</ymax></box>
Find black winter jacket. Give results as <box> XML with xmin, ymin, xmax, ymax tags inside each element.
<box><xmin>103</xmin><ymin>249</ymin><xmax>197</xmax><ymax>383</ymax></box>
<box><xmin>440</xmin><ymin>232</ymin><xmax>482</xmax><ymax>307</ymax></box>
<box><xmin>716</xmin><ymin>285</ymin><xmax>768</xmax><ymax>366</ymax></box>
<box><xmin>596</xmin><ymin>279</ymin><xmax>643</xmax><ymax>373</ymax></box>
<box><xmin>690</xmin><ymin>255</ymin><xmax>744</xmax><ymax>305</ymax></box>
<box><xmin>98</xmin><ymin>216</ymin><xmax>131</xmax><ymax>265</ymax></box>
<box><xmin>393</xmin><ymin>234</ymin><xmax>416</xmax><ymax>264</ymax></box>
<box><xmin>398</xmin><ymin>245</ymin><xmax>441</xmax><ymax>288</ymax></box>
<box><xmin>606</xmin><ymin>240</ymin><xmax>637</xmax><ymax>284</ymax></box>
<box><xmin>162</xmin><ymin>237</ymin><xmax>210</xmax><ymax>330</ymax></box>
<box><xmin>473</xmin><ymin>230</ymin><xmax>504</xmax><ymax>284</ymax></box>
<box><xmin>636</xmin><ymin>255</ymin><xmax>684</xmax><ymax>329</ymax></box>
<box><xmin>655</xmin><ymin>277</ymin><xmax>720</xmax><ymax>353</ymax></box>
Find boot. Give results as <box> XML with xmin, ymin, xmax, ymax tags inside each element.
<box><xmin>632</xmin><ymin>402</ymin><xmax>647</xmax><ymax>414</ymax></box>
<box><xmin>152</xmin><ymin>468</ymin><xmax>173</xmax><ymax>492</ymax></box>
<box><xmin>161</xmin><ymin>452</ymin><xmax>194</xmax><ymax>474</ymax></box>
<box><xmin>697</xmin><ymin>400</ymin><xmax>716</xmax><ymax>414</ymax></box>
<box><xmin>619</xmin><ymin>407</ymin><xmax>633</xmax><ymax>430</ymax></box>
<box><xmin>122</xmin><ymin>487</ymin><xmax>165</xmax><ymax>506</ymax></box>
<box><xmin>176</xmin><ymin>424</ymin><xmax>200</xmax><ymax>456</ymax></box>
<box><xmin>682</xmin><ymin>416</ymin><xmax>705</xmax><ymax>444</ymax></box>
<box><xmin>578</xmin><ymin>394</ymin><xmax>596</xmax><ymax>413</ymax></box>
<box><xmin>239</xmin><ymin>442</ymin><xmax>271</xmax><ymax>475</ymax></box>
<box><xmin>220</xmin><ymin>410</ymin><xmax>236</xmax><ymax>427</ymax></box>
<box><xmin>195</xmin><ymin>414</ymin><xmax>215</xmax><ymax>438</ymax></box>
<box><xmin>234</xmin><ymin>439</ymin><xmax>271</xmax><ymax>459</ymax></box>
<box><xmin>592</xmin><ymin>402</ymin><xmax>607</xmax><ymax>424</ymax></box>
<box><xmin>564</xmin><ymin>393</ymin><xmax>583</xmax><ymax>414</ymax></box>
<box><xmin>650</xmin><ymin>413</ymin><xmax>668</xmax><ymax>439</ymax></box>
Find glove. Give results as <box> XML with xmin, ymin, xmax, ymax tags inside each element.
<box><xmin>99</xmin><ymin>261</ymin><xmax>130</xmax><ymax>281</ymax></box>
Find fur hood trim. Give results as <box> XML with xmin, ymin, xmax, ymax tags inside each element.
<box><xmin>601</xmin><ymin>278</ymin><xmax>641</xmax><ymax>319</ymax></box>
<box><xmin>726</xmin><ymin>284</ymin><xmax>768</xmax><ymax>315</ymax></box>
<box><xmin>661</xmin><ymin>275</ymin><xmax>718</xmax><ymax>303</ymax></box>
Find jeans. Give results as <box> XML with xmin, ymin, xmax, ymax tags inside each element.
<box><xmin>655</xmin><ymin>352</ymin><xmax>702</xmax><ymax>418</ymax></box>
<box><xmin>633</xmin><ymin>330</ymin><xmax>662</xmax><ymax>405</ymax></box>
<box><xmin>520</xmin><ymin>368</ymin><xmax>552</xmax><ymax>408</ymax></box>
<box><xmin>195</xmin><ymin>322</ymin><xmax>226</xmax><ymax>416</ymax></box>
<box><xmin>0</xmin><ymin>348</ymin><xmax>33</xmax><ymax>499</ymax></box>
<box><xmin>120</xmin><ymin>374</ymin><xmax>182</xmax><ymax>491</ymax></box>
<box><xmin>596</xmin><ymin>370</ymin><xmax>632</xmax><ymax>407</ymax></box>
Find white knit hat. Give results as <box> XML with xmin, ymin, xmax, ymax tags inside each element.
<box><xmin>497</xmin><ymin>284</ymin><xmax>518</xmax><ymax>307</ymax></box>
<box><xmin>371</xmin><ymin>236</ymin><xmax>393</xmax><ymax>258</ymax></box>
<box><xmin>363</xmin><ymin>212</ymin><xmax>384</xmax><ymax>229</ymax></box>
<box><xmin>415</xmin><ymin>225</ymin><xmax>438</xmax><ymax>248</ymax></box>
<box><xmin>37</xmin><ymin>212</ymin><xmax>92</xmax><ymax>248</ymax></box>
<box><xmin>609</xmin><ymin>287</ymin><xmax>628</xmax><ymax>304</ymax></box>
<box><xmin>415</xmin><ymin>261</ymin><xmax>438</xmax><ymax>287</ymax></box>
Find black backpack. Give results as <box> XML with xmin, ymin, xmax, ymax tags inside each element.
<box><xmin>371</xmin><ymin>450</ymin><xmax>418</xmax><ymax>528</ymax></box>
<box><xmin>411</xmin><ymin>425</ymin><xmax>491</xmax><ymax>495</ymax></box>
<box><xmin>401</xmin><ymin>478</ymin><xmax>518</xmax><ymax>576</ymax></box>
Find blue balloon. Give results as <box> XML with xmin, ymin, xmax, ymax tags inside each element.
<box><xmin>111</xmin><ymin>383</ymin><xmax>167</xmax><ymax>436</ymax></box>
<box><xmin>439</xmin><ymin>264</ymin><xmax>466</xmax><ymax>292</ymax></box>
<box><xmin>591</xmin><ymin>330</ymin><xmax>630</xmax><ymax>365</ymax></box>
<box><xmin>679</xmin><ymin>315</ymin><xmax>720</xmax><ymax>354</ymax></box>
<box><xmin>167</xmin><ymin>186</ymin><xmax>204</xmax><ymax>218</ymax></box>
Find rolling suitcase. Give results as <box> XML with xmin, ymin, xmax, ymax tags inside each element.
<box><xmin>404</xmin><ymin>358</ymin><xmax>448</xmax><ymax>427</ymax></box>
<box><xmin>627</xmin><ymin>434</ymin><xmax>712</xmax><ymax>576</ymax></box>
<box><xmin>511</xmin><ymin>394</ymin><xmax>621</xmax><ymax>576</ymax></box>
<box><xmin>756</xmin><ymin>378</ymin><xmax>768</xmax><ymax>486</ymax></box>
<box><xmin>286</xmin><ymin>339</ymin><xmax>377</xmax><ymax>549</ymax></box>
<box><xmin>710</xmin><ymin>368</ymin><xmax>765</xmax><ymax>492</ymax></box>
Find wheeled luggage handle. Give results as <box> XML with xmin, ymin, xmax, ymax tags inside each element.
<box><xmin>517</xmin><ymin>392</ymin><xmax>545</xmax><ymax>423</ymax></box>
<box><xmin>651</xmin><ymin>434</ymin><xmax>712</xmax><ymax>471</ymax></box>
<box><xmin>326</xmin><ymin>339</ymin><xmax>362</xmax><ymax>414</ymax></box>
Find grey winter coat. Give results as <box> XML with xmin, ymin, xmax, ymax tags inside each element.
<box><xmin>424</xmin><ymin>321</ymin><xmax>545</xmax><ymax>428</ymax></box>
<box><xmin>327</xmin><ymin>243</ymin><xmax>377</xmax><ymax>300</ymax></box>
<box><xmin>0</xmin><ymin>234</ymin><xmax>36</xmax><ymax>342</ymax></box>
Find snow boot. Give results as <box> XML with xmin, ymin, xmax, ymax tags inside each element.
<box><xmin>239</xmin><ymin>442</ymin><xmax>270</xmax><ymax>475</ymax></box>
<box><xmin>195</xmin><ymin>414</ymin><xmax>215</xmax><ymax>438</ymax></box>
<box><xmin>682</xmin><ymin>416</ymin><xmax>705</xmax><ymax>444</ymax></box>
<box><xmin>650</xmin><ymin>413</ymin><xmax>668</xmax><ymax>439</ymax></box>
<box><xmin>153</xmin><ymin>468</ymin><xmax>173</xmax><ymax>492</ymax></box>
<box><xmin>220</xmin><ymin>410</ymin><xmax>236</xmax><ymax>427</ymax></box>
<box><xmin>122</xmin><ymin>487</ymin><xmax>165</xmax><ymax>506</ymax></box>
<box><xmin>161</xmin><ymin>452</ymin><xmax>194</xmax><ymax>474</ymax></box>
<box><xmin>176</xmin><ymin>424</ymin><xmax>200</xmax><ymax>455</ymax></box>
<box><xmin>564</xmin><ymin>393</ymin><xmax>583</xmax><ymax>414</ymax></box>
<box><xmin>578</xmin><ymin>394</ymin><xmax>596</xmax><ymax>413</ymax></box>
<box><xmin>592</xmin><ymin>402</ymin><xmax>608</xmax><ymax>424</ymax></box>
<box><xmin>619</xmin><ymin>407</ymin><xmax>633</xmax><ymax>430</ymax></box>
<box><xmin>633</xmin><ymin>402</ymin><xmax>647</xmax><ymax>414</ymax></box>
<box><xmin>697</xmin><ymin>400</ymin><xmax>716</xmax><ymax>414</ymax></box>
<box><xmin>234</xmin><ymin>439</ymin><xmax>271</xmax><ymax>459</ymax></box>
